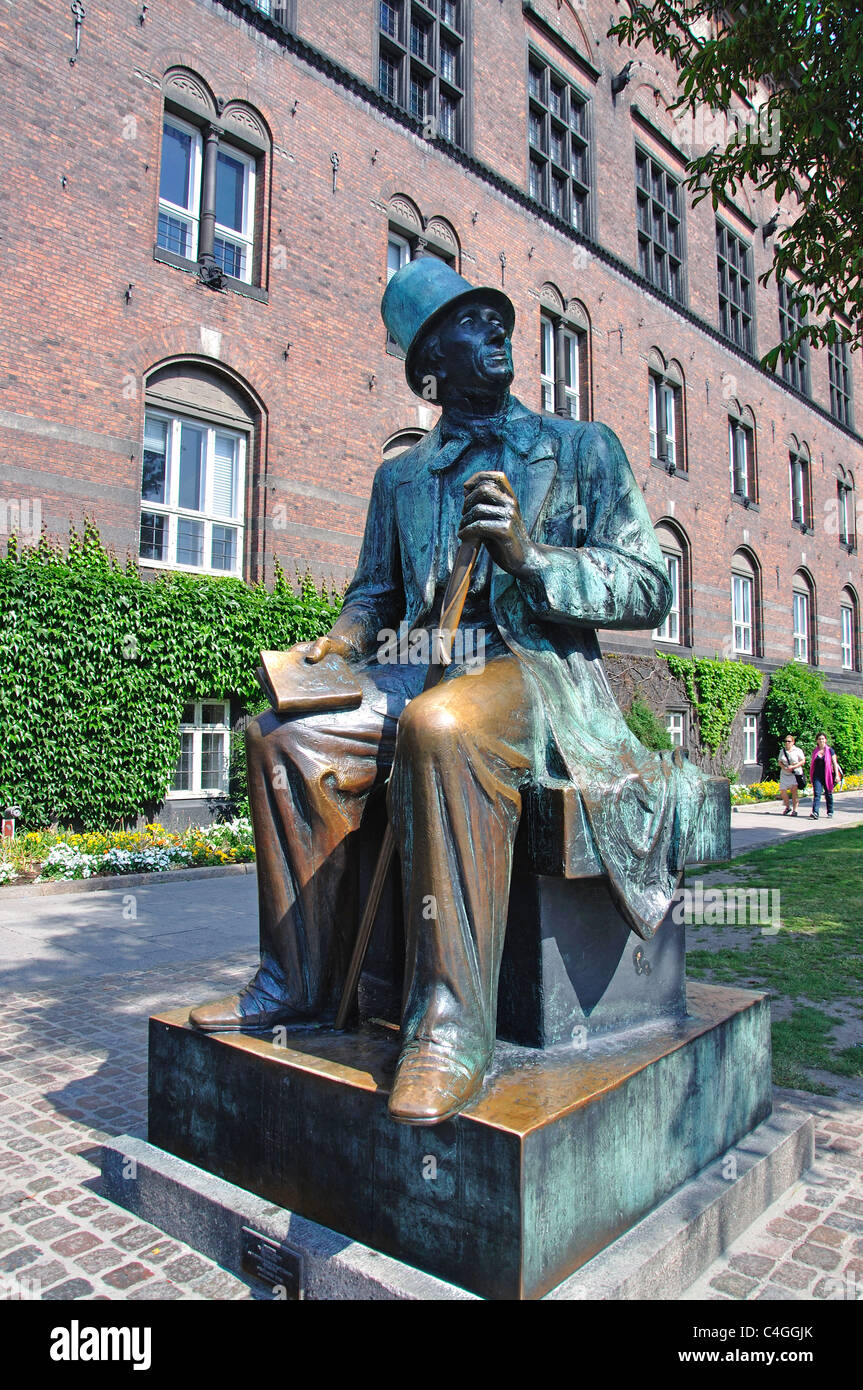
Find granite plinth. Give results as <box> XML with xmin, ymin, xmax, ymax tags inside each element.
<box><xmin>148</xmin><ymin>981</ymin><xmax>772</xmax><ymax>1301</ymax></box>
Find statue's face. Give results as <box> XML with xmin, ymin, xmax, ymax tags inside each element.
<box><xmin>431</xmin><ymin>301</ymin><xmax>514</xmax><ymax>394</ymax></box>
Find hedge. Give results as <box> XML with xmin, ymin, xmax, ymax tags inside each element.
<box><xmin>0</xmin><ymin>525</ymin><xmax>340</xmax><ymax>830</ymax></box>
<box><xmin>763</xmin><ymin>662</ymin><xmax>863</xmax><ymax>776</ymax></box>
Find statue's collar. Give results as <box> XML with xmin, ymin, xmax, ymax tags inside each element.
<box><xmin>439</xmin><ymin>394</ymin><xmax>515</xmax><ymax>445</ymax></box>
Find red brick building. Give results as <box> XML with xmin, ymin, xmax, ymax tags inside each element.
<box><xmin>2</xmin><ymin>0</ymin><xmax>861</xmax><ymax>793</ymax></box>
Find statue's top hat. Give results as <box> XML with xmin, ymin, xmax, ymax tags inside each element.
<box><xmin>381</xmin><ymin>258</ymin><xmax>515</xmax><ymax>396</ymax></box>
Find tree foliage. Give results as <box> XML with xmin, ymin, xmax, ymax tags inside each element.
<box><xmin>0</xmin><ymin>524</ymin><xmax>340</xmax><ymax>830</ymax></box>
<box><xmin>609</xmin><ymin>2</ymin><xmax>863</xmax><ymax>366</ymax></box>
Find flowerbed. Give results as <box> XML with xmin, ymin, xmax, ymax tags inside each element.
<box><xmin>731</xmin><ymin>772</ymin><xmax>863</xmax><ymax>805</ymax></box>
<box><xmin>0</xmin><ymin>819</ymin><xmax>255</xmax><ymax>884</ymax></box>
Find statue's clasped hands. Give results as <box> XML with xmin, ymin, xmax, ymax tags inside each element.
<box><xmin>458</xmin><ymin>471</ymin><xmax>537</xmax><ymax>579</ymax></box>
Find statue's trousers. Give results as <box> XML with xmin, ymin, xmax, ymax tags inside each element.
<box><xmin>245</xmin><ymin>652</ymin><xmax>540</xmax><ymax>1061</ymax></box>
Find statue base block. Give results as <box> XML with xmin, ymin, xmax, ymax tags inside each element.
<box><xmin>148</xmin><ymin>982</ymin><xmax>771</xmax><ymax>1301</ymax></box>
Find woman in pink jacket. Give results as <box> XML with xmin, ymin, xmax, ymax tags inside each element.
<box><xmin>809</xmin><ymin>733</ymin><xmax>841</xmax><ymax>819</ymax></box>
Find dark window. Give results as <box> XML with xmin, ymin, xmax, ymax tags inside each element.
<box><xmin>778</xmin><ymin>279</ymin><xmax>811</xmax><ymax>394</ymax></box>
<box><xmin>789</xmin><ymin>450</ymin><xmax>812</xmax><ymax>529</ymax></box>
<box><xmin>636</xmin><ymin>149</ymin><xmax>683</xmax><ymax>301</ymax></box>
<box><xmin>528</xmin><ymin>54</ymin><xmax>590</xmax><ymax>234</ymax></box>
<box><xmin>728</xmin><ymin>415</ymin><xmax>756</xmax><ymax>502</ymax></box>
<box><xmin>828</xmin><ymin>334</ymin><xmax>853</xmax><ymax>427</ymax></box>
<box><xmin>716</xmin><ymin>221</ymin><xmax>753</xmax><ymax>352</ymax></box>
<box><xmin>377</xmin><ymin>1</ymin><xmax>467</xmax><ymax>149</ymax></box>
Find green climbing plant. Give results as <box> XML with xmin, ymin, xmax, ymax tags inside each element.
<box><xmin>0</xmin><ymin>523</ymin><xmax>342</xmax><ymax>830</ymax></box>
<box><xmin>662</xmin><ymin>654</ymin><xmax>762</xmax><ymax>755</ymax></box>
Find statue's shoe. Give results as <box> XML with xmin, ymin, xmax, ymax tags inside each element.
<box><xmin>189</xmin><ymin>977</ymin><xmax>305</xmax><ymax>1033</ymax></box>
<box><xmin>388</xmin><ymin>1040</ymin><xmax>491</xmax><ymax>1126</ymax></box>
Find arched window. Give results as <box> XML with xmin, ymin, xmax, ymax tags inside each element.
<box><xmin>653</xmin><ymin>520</ymin><xmax>690</xmax><ymax>646</ymax></box>
<box><xmin>792</xmin><ymin>569</ymin><xmax>817</xmax><ymax>665</ymax></box>
<box><xmin>837</xmin><ymin>466</ymin><xmax>857</xmax><ymax>551</ymax></box>
<box><xmin>841</xmin><ymin>586</ymin><xmax>860</xmax><ymax>672</ymax></box>
<box><xmin>731</xmin><ymin>548</ymin><xmax>761</xmax><ymax>657</ymax></box>
<box><xmin>647</xmin><ymin>349</ymin><xmax>687</xmax><ymax>473</ymax></box>
<box><xmin>383</xmin><ymin>429</ymin><xmax>427</xmax><ymax>459</ymax></box>
<box><xmin>156</xmin><ymin>69</ymin><xmax>270</xmax><ymax>292</ymax></box>
<box><xmin>140</xmin><ymin>360</ymin><xmax>261</xmax><ymax>578</ymax></box>
<box><xmin>539</xmin><ymin>285</ymin><xmax>591</xmax><ymax>420</ymax></box>
<box><xmin>385</xmin><ymin>197</ymin><xmax>460</xmax><ymax>353</ymax></box>
<box><xmin>789</xmin><ymin>436</ymin><xmax>813</xmax><ymax>531</ymax></box>
<box><xmin>728</xmin><ymin>400</ymin><xmax>757</xmax><ymax>504</ymax></box>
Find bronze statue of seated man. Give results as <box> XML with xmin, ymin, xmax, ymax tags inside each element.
<box><xmin>190</xmin><ymin>258</ymin><xmax>707</xmax><ymax>1126</ymax></box>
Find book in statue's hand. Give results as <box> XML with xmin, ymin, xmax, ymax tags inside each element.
<box><xmin>256</xmin><ymin>646</ymin><xmax>363</xmax><ymax>715</ymax></box>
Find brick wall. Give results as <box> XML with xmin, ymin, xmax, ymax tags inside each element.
<box><xmin>0</xmin><ymin>0</ymin><xmax>860</xmax><ymax>713</ymax></box>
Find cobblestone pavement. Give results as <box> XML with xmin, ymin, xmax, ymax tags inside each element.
<box><xmin>0</xmin><ymin>951</ymin><xmax>259</xmax><ymax>1301</ymax></box>
<box><xmin>0</xmin><ymin>927</ymin><xmax>861</xmax><ymax>1300</ymax></box>
<box><xmin>682</xmin><ymin>1085</ymin><xmax>863</xmax><ymax>1301</ymax></box>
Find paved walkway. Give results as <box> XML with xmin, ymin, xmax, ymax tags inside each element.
<box><xmin>730</xmin><ymin>788</ymin><xmax>863</xmax><ymax>854</ymax></box>
<box><xmin>0</xmin><ymin>805</ymin><xmax>861</xmax><ymax>1301</ymax></box>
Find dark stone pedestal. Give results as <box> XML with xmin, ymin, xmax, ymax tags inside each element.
<box><xmin>148</xmin><ymin>981</ymin><xmax>772</xmax><ymax>1301</ymax></box>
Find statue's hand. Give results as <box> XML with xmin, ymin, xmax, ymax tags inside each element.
<box><xmin>305</xmin><ymin>634</ymin><xmax>355</xmax><ymax>664</ymax></box>
<box><xmin>459</xmin><ymin>471</ymin><xmax>538</xmax><ymax>578</ymax></box>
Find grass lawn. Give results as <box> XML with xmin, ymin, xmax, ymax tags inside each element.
<box><xmin>686</xmin><ymin>826</ymin><xmax>863</xmax><ymax>1094</ymax></box>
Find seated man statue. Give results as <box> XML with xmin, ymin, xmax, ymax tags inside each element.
<box><xmin>191</xmin><ymin>258</ymin><xmax>707</xmax><ymax>1125</ymax></box>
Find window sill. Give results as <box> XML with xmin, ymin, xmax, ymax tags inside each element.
<box><xmin>791</xmin><ymin>520</ymin><xmax>814</xmax><ymax>535</ymax></box>
<box><xmin>731</xmin><ymin>493</ymin><xmax>759</xmax><ymax>511</ymax></box>
<box><xmin>138</xmin><ymin>556</ymin><xmax>244</xmax><ymax>581</ymax></box>
<box><xmin>153</xmin><ymin>246</ymin><xmax>268</xmax><ymax>303</ymax></box>
<box><xmin>840</xmin><ymin>541</ymin><xmax>857</xmax><ymax>554</ymax></box>
<box><xmin>650</xmin><ymin>458</ymin><xmax>688</xmax><ymax>479</ymax></box>
<box><xmin>165</xmin><ymin>790</ymin><xmax>231</xmax><ymax>801</ymax></box>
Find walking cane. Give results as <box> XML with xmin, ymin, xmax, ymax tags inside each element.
<box><xmin>334</xmin><ymin>535</ymin><xmax>483</xmax><ymax>1030</ymax></box>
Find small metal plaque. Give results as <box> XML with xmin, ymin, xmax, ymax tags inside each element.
<box><xmin>240</xmin><ymin>1227</ymin><xmax>304</xmax><ymax>1300</ymax></box>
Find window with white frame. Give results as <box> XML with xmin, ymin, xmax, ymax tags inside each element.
<box><xmin>666</xmin><ymin>711</ymin><xmax>685</xmax><ymax>748</ymax></box>
<box><xmin>170</xmin><ymin>701</ymin><xmax>230</xmax><ymax>797</ymax></box>
<box><xmin>743</xmin><ymin>714</ymin><xmax>758</xmax><ymax>765</ymax></box>
<box><xmin>158</xmin><ymin>116</ymin><xmax>202</xmax><ymax>261</ymax></box>
<box><xmin>728</xmin><ymin>413</ymin><xmax>756</xmax><ymax>501</ymax></box>
<box><xmin>732</xmin><ymin>572</ymin><xmax>753</xmax><ymax>655</ymax></box>
<box><xmin>157</xmin><ymin>115</ymin><xmax>256</xmax><ymax>285</ymax></box>
<box><xmin>649</xmin><ymin>374</ymin><xmax>680</xmax><ymax>467</ymax></box>
<box><xmin>213</xmin><ymin>145</ymin><xmax>256</xmax><ymax>282</ymax></box>
<box><xmin>842</xmin><ymin>604</ymin><xmax>854</xmax><ymax>670</ymax></box>
<box><xmin>140</xmin><ymin>411</ymin><xmax>246</xmax><ymax>575</ymax></box>
<box><xmin>789</xmin><ymin>447</ymin><xmax>812</xmax><ymax>529</ymax></box>
<box><xmin>539</xmin><ymin>309</ymin><xmax>588</xmax><ymax>419</ymax></box>
<box><xmin>793</xmin><ymin>589</ymin><xmax>810</xmax><ymax>663</ymax></box>
<box><xmin>841</xmin><ymin>588</ymin><xmax>858</xmax><ymax>671</ymax></box>
<box><xmin>655</xmin><ymin>553</ymin><xmax>681</xmax><ymax>643</ymax></box>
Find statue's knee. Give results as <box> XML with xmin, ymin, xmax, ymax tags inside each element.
<box><xmin>397</xmin><ymin>695</ymin><xmax>462</xmax><ymax>761</ymax></box>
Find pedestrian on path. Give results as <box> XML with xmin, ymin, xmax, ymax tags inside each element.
<box><xmin>778</xmin><ymin>734</ymin><xmax>806</xmax><ymax>816</ymax></box>
<box><xmin>809</xmin><ymin>733</ymin><xmax>841</xmax><ymax>820</ymax></box>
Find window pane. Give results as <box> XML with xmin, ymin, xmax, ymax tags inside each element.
<box><xmin>181</xmin><ymin>704</ymin><xmax>196</xmax><ymax>724</ymax></box>
<box><xmin>201</xmin><ymin>732</ymin><xmax>226</xmax><ymax>791</ymax></box>
<box><xmin>172</xmin><ymin>732</ymin><xmax>194</xmax><ymax>791</ymax></box>
<box><xmin>201</xmin><ymin>703</ymin><xmax>226</xmax><ymax>726</ymax></box>
<box><xmin>176</xmin><ymin>517</ymin><xmax>204</xmax><ymax>567</ymax></box>
<box><xmin>379</xmin><ymin>54</ymin><xmax>398</xmax><ymax>101</ymax></box>
<box><xmin>211</xmin><ymin>524</ymin><xmax>237</xmax><ymax>572</ymax></box>
<box><xmin>212</xmin><ymin>434</ymin><xmax>238</xmax><ymax>518</ymax></box>
<box><xmin>157</xmin><ymin>210</ymin><xmax>193</xmax><ymax>258</ymax></box>
<box><xmin>216</xmin><ymin>152</ymin><xmax>246</xmax><ymax>233</ymax></box>
<box><xmin>142</xmin><ymin>416</ymin><xmax>168</xmax><ymax>503</ymax></box>
<box><xmin>139</xmin><ymin>511</ymin><xmax>166</xmax><ymax>562</ymax></box>
<box><xmin>213</xmin><ymin>235</ymin><xmax>246</xmax><ymax>281</ymax></box>
<box><xmin>178</xmin><ymin>425</ymin><xmax>205</xmax><ymax>511</ymax></box>
<box><xmin>160</xmin><ymin>122</ymin><xmax>193</xmax><ymax>209</ymax></box>
<box><xmin>380</xmin><ymin>1</ymin><xmax>399</xmax><ymax>38</ymax></box>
